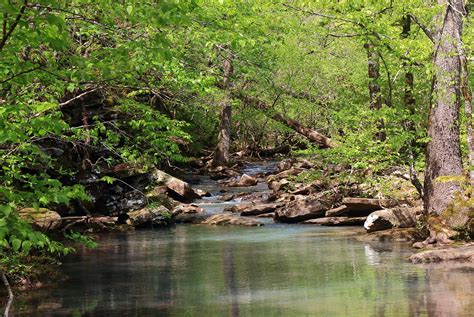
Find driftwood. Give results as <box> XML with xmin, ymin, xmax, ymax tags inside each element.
<box><xmin>61</xmin><ymin>216</ymin><xmax>118</xmax><ymax>232</ymax></box>
<box><xmin>234</xmin><ymin>93</ymin><xmax>336</xmax><ymax>148</ymax></box>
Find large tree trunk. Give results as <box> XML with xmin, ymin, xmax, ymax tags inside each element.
<box><xmin>424</xmin><ymin>0</ymin><xmax>466</xmax><ymax>229</ymax></box>
<box><xmin>212</xmin><ymin>50</ymin><xmax>234</xmax><ymax>167</ymax></box>
<box><xmin>234</xmin><ymin>94</ymin><xmax>336</xmax><ymax>148</ymax></box>
<box><xmin>364</xmin><ymin>42</ymin><xmax>385</xmax><ymax>141</ymax></box>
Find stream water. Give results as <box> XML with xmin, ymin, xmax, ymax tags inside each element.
<box><xmin>13</xmin><ymin>162</ymin><xmax>474</xmax><ymax>316</ymax></box>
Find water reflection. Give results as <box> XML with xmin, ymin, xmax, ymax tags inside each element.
<box><xmin>12</xmin><ymin>226</ymin><xmax>474</xmax><ymax>317</ymax></box>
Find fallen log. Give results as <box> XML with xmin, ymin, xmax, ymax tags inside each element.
<box><xmin>234</xmin><ymin>93</ymin><xmax>337</xmax><ymax>148</ymax></box>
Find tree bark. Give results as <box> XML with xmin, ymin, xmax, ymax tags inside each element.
<box><xmin>364</xmin><ymin>42</ymin><xmax>385</xmax><ymax>141</ymax></box>
<box><xmin>402</xmin><ymin>15</ymin><xmax>424</xmax><ymax>198</ymax></box>
<box><xmin>212</xmin><ymin>50</ymin><xmax>234</xmax><ymax>167</ymax></box>
<box><xmin>424</xmin><ymin>0</ymin><xmax>466</xmax><ymax>228</ymax></box>
<box><xmin>234</xmin><ymin>93</ymin><xmax>336</xmax><ymax>148</ymax></box>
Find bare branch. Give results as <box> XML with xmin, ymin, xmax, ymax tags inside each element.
<box><xmin>2</xmin><ymin>271</ymin><xmax>14</xmax><ymax>317</ymax></box>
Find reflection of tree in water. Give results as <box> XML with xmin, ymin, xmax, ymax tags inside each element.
<box><xmin>424</xmin><ymin>265</ymin><xmax>474</xmax><ymax>317</ymax></box>
<box><xmin>223</xmin><ymin>243</ymin><xmax>239</xmax><ymax>317</ymax></box>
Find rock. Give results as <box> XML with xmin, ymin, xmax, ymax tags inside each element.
<box><xmin>357</xmin><ymin>228</ymin><xmax>418</xmax><ymax>242</ymax></box>
<box><xmin>303</xmin><ymin>216</ymin><xmax>366</xmax><ymax>226</ymax></box>
<box><xmin>172</xmin><ymin>205</ymin><xmax>208</xmax><ymax>224</ymax></box>
<box><xmin>275</xmin><ymin>167</ymin><xmax>303</xmax><ymax>179</ymax></box>
<box><xmin>277</xmin><ymin>158</ymin><xmax>297</xmax><ymax>172</ymax></box>
<box><xmin>341</xmin><ymin>197</ymin><xmax>403</xmax><ymax>216</ymax></box>
<box><xmin>219</xmin><ymin>194</ymin><xmax>237</xmax><ymax>201</ymax></box>
<box><xmin>325</xmin><ymin>205</ymin><xmax>349</xmax><ymax>217</ymax></box>
<box><xmin>19</xmin><ymin>208</ymin><xmax>62</xmax><ymax>230</ymax></box>
<box><xmin>146</xmin><ymin>186</ymin><xmax>179</xmax><ymax>209</ymax></box>
<box><xmin>171</xmin><ymin>204</ymin><xmax>204</xmax><ymax>217</ymax></box>
<box><xmin>224</xmin><ymin>202</ymin><xmax>254</xmax><ymax>213</ymax></box>
<box><xmin>209</xmin><ymin>166</ymin><xmax>241</xmax><ymax>180</ymax></box>
<box><xmin>256</xmin><ymin>212</ymin><xmax>275</xmax><ymax>218</ymax></box>
<box><xmin>291</xmin><ymin>180</ymin><xmax>324</xmax><ymax>195</ymax></box>
<box><xmin>195</xmin><ymin>189</ymin><xmax>211</xmax><ymax>198</ymax></box>
<box><xmin>364</xmin><ymin>207</ymin><xmax>419</xmax><ymax>233</ymax></box>
<box><xmin>294</xmin><ymin>159</ymin><xmax>314</xmax><ymax>169</ymax></box>
<box><xmin>409</xmin><ymin>244</ymin><xmax>474</xmax><ymax>264</ymax></box>
<box><xmin>126</xmin><ymin>206</ymin><xmax>170</xmax><ymax>227</ymax></box>
<box><xmin>240</xmin><ymin>202</ymin><xmax>284</xmax><ymax>216</ymax></box>
<box><xmin>268</xmin><ymin>179</ymin><xmax>290</xmax><ymax>192</ymax></box>
<box><xmin>202</xmin><ymin>214</ymin><xmax>263</xmax><ymax>226</ymax></box>
<box><xmin>224</xmin><ymin>174</ymin><xmax>258</xmax><ymax>187</ymax></box>
<box><xmin>274</xmin><ymin>196</ymin><xmax>326</xmax><ymax>223</ymax></box>
<box><xmin>151</xmin><ymin>169</ymin><xmax>201</xmax><ymax>202</ymax></box>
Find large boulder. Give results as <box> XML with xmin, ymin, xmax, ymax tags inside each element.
<box><xmin>202</xmin><ymin>214</ymin><xmax>263</xmax><ymax>226</ymax></box>
<box><xmin>19</xmin><ymin>208</ymin><xmax>62</xmax><ymax>230</ymax></box>
<box><xmin>151</xmin><ymin>169</ymin><xmax>201</xmax><ymax>202</ymax></box>
<box><xmin>364</xmin><ymin>207</ymin><xmax>419</xmax><ymax>233</ymax></box>
<box><xmin>126</xmin><ymin>206</ymin><xmax>170</xmax><ymax>227</ymax></box>
<box><xmin>341</xmin><ymin>197</ymin><xmax>403</xmax><ymax>216</ymax></box>
<box><xmin>304</xmin><ymin>216</ymin><xmax>366</xmax><ymax>226</ymax></box>
<box><xmin>274</xmin><ymin>196</ymin><xmax>326</xmax><ymax>223</ymax></box>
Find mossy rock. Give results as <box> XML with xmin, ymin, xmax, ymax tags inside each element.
<box><xmin>18</xmin><ymin>208</ymin><xmax>62</xmax><ymax>230</ymax></box>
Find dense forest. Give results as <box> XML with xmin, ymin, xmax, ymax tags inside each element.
<box><xmin>1</xmin><ymin>0</ymin><xmax>474</xmax><ymax>316</ymax></box>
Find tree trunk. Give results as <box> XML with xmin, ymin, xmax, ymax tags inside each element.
<box><xmin>364</xmin><ymin>42</ymin><xmax>385</xmax><ymax>141</ymax></box>
<box><xmin>212</xmin><ymin>50</ymin><xmax>234</xmax><ymax>167</ymax></box>
<box><xmin>234</xmin><ymin>93</ymin><xmax>336</xmax><ymax>148</ymax></box>
<box><xmin>424</xmin><ymin>0</ymin><xmax>466</xmax><ymax>229</ymax></box>
<box><xmin>270</xmin><ymin>112</ymin><xmax>336</xmax><ymax>148</ymax></box>
<box><xmin>402</xmin><ymin>15</ymin><xmax>424</xmax><ymax>198</ymax></box>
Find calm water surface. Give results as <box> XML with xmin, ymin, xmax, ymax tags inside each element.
<box><xmin>14</xmin><ymin>225</ymin><xmax>474</xmax><ymax>316</ymax></box>
<box><xmin>13</xmin><ymin>162</ymin><xmax>474</xmax><ymax>316</ymax></box>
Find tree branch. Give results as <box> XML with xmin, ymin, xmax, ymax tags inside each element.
<box><xmin>1</xmin><ymin>271</ymin><xmax>14</xmax><ymax>317</ymax></box>
<box><xmin>409</xmin><ymin>14</ymin><xmax>435</xmax><ymax>43</ymax></box>
<box><xmin>0</xmin><ymin>66</ymin><xmax>42</xmax><ymax>84</ymax></box>
<box><xmin>0</xmin><ymin>0</ymin><xmax>28</xmax><ymax>52</ymax></box>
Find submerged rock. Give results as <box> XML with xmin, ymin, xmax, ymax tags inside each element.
<box><xmin>274</xmin><ymin>196</ymin><xmax>326</xmax><ymax>223</ymax></box>
<box><xmin>409</xmin><ymin>244</ymin><xmax>474</xmax><ymax>264</ymax></box>
<box><xmin>202</xmin><ymin>214</ymin><xmax>263</xmax><ymax>226</ymax></box>
<box><xmin>364</xmin><ymin>207</ymin><xmax>419</xmax><ymax>233</ymax></box>
<box><xmin>19</xmin><ymin>208</ymin><xmax>62</xmax><ymax>230</ymax></box>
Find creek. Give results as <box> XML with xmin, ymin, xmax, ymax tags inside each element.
<box><xmin>14</xmin><ymin>162</ymin><xmax>474</xmax><ymax>316</ymax></box>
